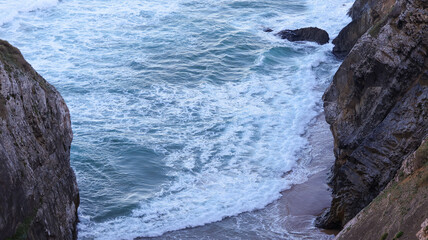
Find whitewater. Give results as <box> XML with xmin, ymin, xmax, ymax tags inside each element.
<box><xmin>0</xmin><ymin>0</ymin><xmax>353</xmax><ymax>239</ymax></box>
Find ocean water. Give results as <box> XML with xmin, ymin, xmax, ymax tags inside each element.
<box><xmin>0</xmin><ymin>0</ymin><xmax>352</xmax><ymax>239</ymax></box>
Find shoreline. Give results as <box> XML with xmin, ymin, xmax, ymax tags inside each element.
<box><xmin>2</xmin><ymin>0</ymin><xmax>426</xmax><ymax>238</ymax></box>
<box><xmin>276</xmin><ymin>113</ymin><xmax>339</xmax><ymax>238</ymax></box>
<box><xmin>138</xmin><ymin>113</ymin><xmax>337</xmax><ymax>239</ymax></box>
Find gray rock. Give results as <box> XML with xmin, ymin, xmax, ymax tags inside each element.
<box><xmin>334</xmin><ymin>139</ymin><xmax>428</xmax><ymax>240</ymax></box>
<box><xmin>317</xmin><ymin>0</ymin><xmax>428</xmax><ymax>229</ymax></box>
<box><xmin>0</xmin><ymin>40</ymin><xmax>79</xmax><ymax>239</ymax></box>
<box><xmin>332</xmin><ymin>0</ymin><xmax>395</xmax><ymax>58</ymax></box>
<box><xmin>276</xmin><ymin>27</ymin><xmax>330</xmax><ymax>45</ymax></box>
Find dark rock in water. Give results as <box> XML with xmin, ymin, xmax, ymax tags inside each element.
<box><xmin>0</xmin><ymin>40</ymin><xmax>79</xmax><ymax>239</ymax></box>
<box><xmin>263</xmin><ymin>27</ymin><xmax>274</xmax><ymax>33</ymax></box>
<box><xmin>276</xmin><ymin>27</ymin><xmax>329</xmax><ymax>45</ymax></box>
<box><xmin>317</xmin><ymin>0</ymin><xmax>428</xmax><ymax>230</ymax></box>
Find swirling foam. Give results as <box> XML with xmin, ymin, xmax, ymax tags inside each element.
<box><xmin>0</xmin><ymin>0</ymin><xmax>353</xmax><ymax>239</ymax></box>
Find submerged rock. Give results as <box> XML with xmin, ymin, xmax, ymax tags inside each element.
<box><xmin>317</xmin><ymin>0</ymin><xmax>428</xmax><ymax>229</ymax></box>
<box><xmin>0</xmin><ymin>40</ymin><xmax>79</xmax><ymax>239</ymax></box>
<box><xmin>276</xmin><ymin>27</ymin><xmax>329</xmax><ymax>45</ymax></box>
<box><xmin>263</xmin><ymin>27</ymin><xmax>274</xmax><ymax>33</ymax></box>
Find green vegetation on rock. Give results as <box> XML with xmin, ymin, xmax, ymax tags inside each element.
<box><xmin>394</xmin><ymin>231</ymin><xmax>403</xmax><ymax>239</ymax></box>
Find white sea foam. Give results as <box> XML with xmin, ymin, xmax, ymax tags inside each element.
<box><xmin>76</xmin><ymin>49</ymin><xmax>342</xmax><ymax>239</ymax></box>
<box><xmin>0</xmin><ymin>0</ymin><xmax>58</xmax><ymax>26</ymax></box>
<box><xmin>0</xmin><ymin>0</ymin><xmax>353</xmax><ymax>239</ymax></box>
<box><xmin>77</xmin><ymin>71</ymin><xmax>316</xmax><ymax>239</ymax></box>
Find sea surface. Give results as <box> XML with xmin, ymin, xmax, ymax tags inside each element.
<box><xmin>0</xmin><ymin>0</ymin><xmax>352</xmax><ymax>239</ymax></box>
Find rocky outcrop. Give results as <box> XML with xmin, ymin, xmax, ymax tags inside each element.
<box><xmin>332</xmin><ymin>0</ymin><xmax>397</xmax><ymax>58</ymax></box>
<box><xmin>276</xmin><ymin>27</ymin><xmax>330</xmax><ymax>45</ymax></box>
<box><xmin>334</xmin><ymin>139</ymin><xmax>428</xmax><ymax>240</ymax></box>
<box><xmin>0</xmin><ymin>40</ymin><xmax>79</xmax><ymax>239</ymax></box>
<box><xmin>316</xmin><ymin>0</ymin><xmax>428</xmax><ymax>229</ymax></box>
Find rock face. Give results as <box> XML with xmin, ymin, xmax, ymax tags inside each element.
<box><xmin>334</xmin><ymin>139</ymin><xmax>428</xmax><ymax>240</ymax></box>
<box><xmin>276</xmin><ymin>27</ymin><xmax>330</xmax><ymax>45</ymax></box>
<box><xmin>317</xmin><ymin>0</ymin><xmax>428</xmax><ymax>229</ymax></box>
<box><xmin>0</xmin><ymin>40</ymin><xmax>79</xmax><ymax>239</ymax></box>
<box><xmin>332</xmin><ymin>0</ymin><xmax>396</xmax><ymax>58</ymax></box>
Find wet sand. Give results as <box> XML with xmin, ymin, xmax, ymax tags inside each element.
<box><xmin>139</xmin><ymin>114</ymin><xmax>337</xmax><ymax>240</ymax></box>
<box><xmin>273</xmin><ymin>113</ymin><xmax>339</xmax><ymax>238</ymax></box>
<box><xmin>283</xmin><ymin>113</ymin><xmax>338</xmax><ymax>220</ymax></box>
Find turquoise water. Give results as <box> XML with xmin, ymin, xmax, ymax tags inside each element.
<box><xmin>0</xmin><ymin>0</ymin><xmax>352</xmax><ymax>239</ymax></box>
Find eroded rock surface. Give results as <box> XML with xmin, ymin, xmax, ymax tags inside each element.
<box><xmin>0</xmin><ymin>40</ymin><xmax>79</xmax><ymax>239</ymax></box>
<box><xmin>332</xmin><ymin>0</ymin><xmax>397</xmax><ymax>58</ymax></box>
<box><xmin>334</xmin><ymin>139</ymin><xmax>428</xmax><ymax>240</ymax></box>
<box><xmin>317</xmin><ymin>0</ymin><xmax>428</xmax><ymax>229</ymax></box>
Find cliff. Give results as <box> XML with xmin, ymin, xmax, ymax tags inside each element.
<box><xmin>0</xmin><ymin>40</ymin><xmax>79</xmax><ymax>239</ymax></box>
<box><xmin>332</xmin><ymin>0</ymin><xmax>396</xmax><ymax>58</ymax></box>
<box><xmin>317</xmin><ymin>0</ymin><xmax>428</xmax><ymax>230</ymax></box>
<box><xmin>335</xmin><ymin>139</ymin><xmax>428</xmax><ymax>240</ymax></box>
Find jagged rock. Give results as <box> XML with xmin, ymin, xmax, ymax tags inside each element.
<box><xmin>276</xmin><ymin>27</ymin><xmax>329</xmax><ymax>45</ymax></box>
<box><xmin>263</xmin><ymin>27</ymin><xmax>273</xmax><ymax>33</ymax></box>
<box><xmin>332</xmin><ymin>0</ymin><xmax>396</xmax><ymax>58</ymax></box>
<box><xmin>317</xmin><ymin>0</ymin><xmax>428</xmax><ymax>229</ymax></box>
<box><xmin>0</xmin><ymin>40</ymin><xmax>79</xmax><ymax>239</ymax></box>
<box><xmin>334</xmin><ymin>139</ymin><xmax>428</xmax><ymax>240</ymax></box>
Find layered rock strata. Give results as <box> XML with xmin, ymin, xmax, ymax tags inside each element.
<box><xmin>335</xmin><ymin>139</ymin><xmax>428</xmax><ymax>240</ymax></box>
<box><xmin>317</xmin><ymin>0</ymin><xmax>428</xmax><ymax>229</ymax></box>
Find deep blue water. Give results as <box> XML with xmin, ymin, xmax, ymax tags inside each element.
<box><xmin>0</xmin><ymin>0</ymin><xmax>352</xmax><ymax>239</ymax></box>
